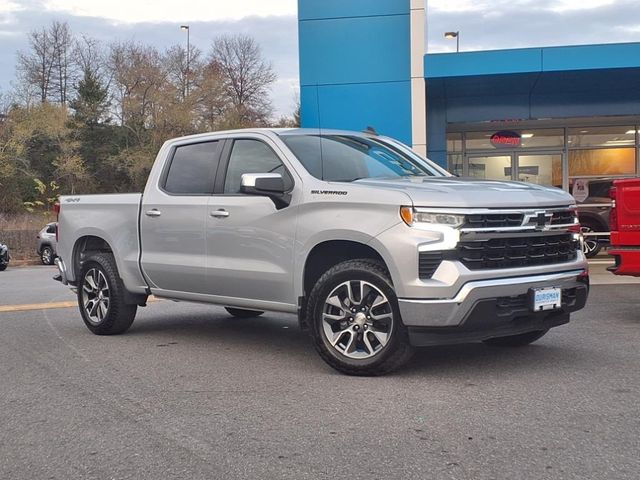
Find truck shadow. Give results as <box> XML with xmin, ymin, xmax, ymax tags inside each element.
<box><xmin>127</xmin><ymin>304</ymin><xmax>587</xmax><ymax>377</ymax></box>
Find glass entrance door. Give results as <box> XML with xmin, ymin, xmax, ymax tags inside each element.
<box><xmin>467</xmin><ymin>155</ymin><xmax>513</xmax><ymax>181</ymax></box>
<box><xmin>516</xmin><ymin>153</ymin><xmax>563</xmax><ymax>189</ymax></box>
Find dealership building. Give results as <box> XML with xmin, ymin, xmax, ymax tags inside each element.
<box><xmin>298</xmin><ymin>0</ymin><xmax>640</xmax><ymax>196</ymax></box>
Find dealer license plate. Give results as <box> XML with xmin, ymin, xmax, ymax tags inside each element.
<box><xmin>531</xmin><ymin>287</ymin><xmax>562</xmax><ymax>312</ymax></box>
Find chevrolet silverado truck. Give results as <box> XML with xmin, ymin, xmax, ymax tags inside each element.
<box><xmin>608</xmin><ymin>178</ymin><xmax>640</xmax><ymax>276</ymax></box>
<box><xmin>55</xmin><ymin>128</ymin><xmax>589</xmax><ymax>375</ymax></box>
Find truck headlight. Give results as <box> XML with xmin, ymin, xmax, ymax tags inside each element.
<box><xmin>400</xmin><ymin>207</ymin><xmax>465</xmax><ymax>228</ymax></box>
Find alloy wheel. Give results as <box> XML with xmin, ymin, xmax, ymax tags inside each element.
<box><xmin>42</xmin><ymin>248</ymin><xmax>52</xmax><ymax>265</ymax></box>
<box><xmin>322</xmin><ymin>280</ymin><xmax>394</xmax><ymax>359</ymax></box>
<box><xmin>580</xmin><ymin>225</ymin><xmax>599</xmax><ymax>256</ymax></box>
<box><xmin>82</xmin><ymin>268</ymin><xmax>110</xmax><ymax>324</ymax></box>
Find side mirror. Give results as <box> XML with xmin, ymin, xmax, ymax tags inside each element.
<box><xmin>240</xmin><ymin>173</ymin><xmax>291</xmax><ymax>209</ymax></box>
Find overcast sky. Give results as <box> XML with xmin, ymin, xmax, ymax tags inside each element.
<box><xmin>0</xmin><ymin>0</ymin><xmax>639</xmax><ymax>116</ymax></box>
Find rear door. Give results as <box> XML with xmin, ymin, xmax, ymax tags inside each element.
<box><xmin>204</xmin><ymin>135</ymin><xmax>298</xmax><ymax>305</ymax></box>
<box><xmin>140</xmin><ymin>140</ymin><xmax>223</xmax><ymax>294</ymax></box>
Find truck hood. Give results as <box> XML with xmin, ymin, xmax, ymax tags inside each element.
<box><xmin>352</xmin><ymin>177</ymin><xmax>574</xmax><ymax>208</ymax></box>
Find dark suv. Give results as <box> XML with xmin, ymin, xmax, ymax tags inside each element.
<box><xmin>572</xmin><ymin>179</ymin><xmax>612</xmax><ymax>258</ymax></box>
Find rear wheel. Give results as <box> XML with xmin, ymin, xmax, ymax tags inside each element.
<box><xmin>78</xmin><ymin>253</ymin><xmax>137</xmax><ymax>335</ymax></box>
<box><xmin>225</xmin><ymin>307</ymin><xmax>264</xmax><ymax>318</ymax></box>
<box><xmin>41</xmin><ymin>246</ymin><xmax>54</xmax><ymax>265</ymax></box>
<box><xmin>483</xmin><ymin>329</ymin><xmax>549</xmax><ymax>347</ymax></box>
<box><xmin>307</xmin><ymin>259</ymin><xmax>413</xmax><ymax>376</ymax></box>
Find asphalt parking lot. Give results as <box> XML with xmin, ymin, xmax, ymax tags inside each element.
<box><xmin>1</xmin><ymin>263</ymin><xmax>639</xmax><ymax>480</ymax></box>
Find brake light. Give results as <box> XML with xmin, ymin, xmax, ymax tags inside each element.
<box><xmin>609</xmin><ymin>187</ymin><xmax>618</xmax><ymax>231</ymax></box>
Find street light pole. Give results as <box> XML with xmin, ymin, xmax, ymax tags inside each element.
<box><xmin>444</xmin><ymin>31</ymin><xmax>460</xmax><ymax>53</ymax></box>
<box><xmin>180</xmin><ymin>25</ymin><xmax>190</xmax><ymax>98</ymax></box>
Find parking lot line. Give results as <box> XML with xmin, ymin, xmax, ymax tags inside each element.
<box><xmin>0</xmin><ymin>296</ymin><xmax>159</xmax><ymax>313</ymax></box>
<box><xmin>0</xmin><ymin>301</ymin><xmax>77</xmax><ymax>313</ymax></box>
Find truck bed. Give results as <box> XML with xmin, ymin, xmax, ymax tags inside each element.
<box><xmin>57</xmin><ymin>193</ymin><xmax>148</xmax><ymax>293</ymax></box>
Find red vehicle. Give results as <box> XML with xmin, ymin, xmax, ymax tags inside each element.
<box><xmin>608</xmin><ymin>178</ymin><xmax>640</xmax><ymax>276</ymax></box>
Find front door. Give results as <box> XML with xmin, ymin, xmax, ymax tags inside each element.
<box><xmin>205</xmin><ymin>137</ymin><xmax>297</xmax><ymax>306</ymax></box>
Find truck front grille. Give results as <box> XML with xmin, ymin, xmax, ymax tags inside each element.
<box><xmin>458</xmin><ymin>233</ymin><xmax>579</xmax><ymax>270</ymax></box>
<box><xmin>463</xmin><ymin>213</ymin><xmax>524</xmax><ymax>229</ymax></box>
<box><xmin>550</xmin><ymin>210</ymin><xmax>576</xmax><ymax>225</ymax></box>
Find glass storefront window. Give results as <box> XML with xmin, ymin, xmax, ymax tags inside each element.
<box><xmin>568</xmin><ymin>126</ymin><xmax>636</xmax><ymax>148</ymax></box>
<box><xmin>517</xmin><ymin>154</ymin><xmax>563</xmax><ymax>188</ymax></box>
<box><xmin>465</xmin><ymin>131</ymin><xmax>494</xmax><ymax>150</ymax></box>
<box><xmin>448</xmin><ymin>154</ymin><xmax>463</xmax><ymax>176</ymax></box>
<box><xmin>569</xmin><ymin>148</ymin><xmax>636</xmax><ymax>177</ymax></box>
<box><xmin>468</xmin><ymin>155</ymin><xmax>512</xmax><ymax>181</ymax></box>
<box><xmin>464</xmin><ymin>129</ymin><xmax>564</xmax><ymax>151</ymax></box>
<box><xmin>519</xmin><ymin>129</ymin><xmax>564</xmax><ymax>148</ymax></box>
<box><xmin>447</xmin><ymin>133</ymin><xmax>462</xmax><ymax>153</ymax></box>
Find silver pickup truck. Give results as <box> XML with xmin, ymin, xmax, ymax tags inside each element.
<box><xmin>55</xmin><ymin>128</ymin><xmax>589</xmax><ymax>375</ymax></box>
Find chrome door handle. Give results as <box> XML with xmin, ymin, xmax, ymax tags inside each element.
<box><xmin>145</xmin><ymin>209</ymin><xmax>162</xmax><ymax>217</ymax></box>
<box><xmin>210</xmin><ymin>209</ymin><xmax>230</xmax><ymax>218</ymax></box>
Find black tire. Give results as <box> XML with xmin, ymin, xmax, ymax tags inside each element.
<box><xmin>306</xmin><ymin>259</ymin><xmax>414</xmax><ymax>376</ymax></box>
<box><xmin>0</xmin><ymin>264</ymin><xmax>6</xmax><ymax>272</ymax></box>
<box><xmin>40</xmin><ymin>246</ymin><xmax>55</xmax><ymax>265</ymax></box>
<box><xmin>77</xmin><ymin>253</ymin><xmax>137</xmax><ymax>335</ymax></box>
<box><xmin>580</xmin><ymin>221</ymin><xmax>603</xmax><ymax>258</ymax></box>
<box><xmin>225</xmin><ymin>307</ymin><xmax>264</xmax><ymax>318</ymax></box>
<box><xmin>483</xmin><ymin>329</ymin><xmax>549</xmax><ymax>347</ymax></box>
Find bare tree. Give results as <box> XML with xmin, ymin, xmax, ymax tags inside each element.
<box><xmin>209</xmin><ymin>34</ymin><xmax>277</xmax><ymax>126</ymax></box>
<box><xmin>108</xmin><ymin>41</ymin><xmax>168</xmax><ymax>143</ymax></box>
<box><xmin>74</xmin><ymin>35</ymin><xmax>107</xmax><ymax>80</ymax></box>
<box><xmin>16</xmin><ymin>21</ymin><xmax>76</xmax><ymax>105</ymax></box>
<box><xmin>165</xmin><ymin>44</ymin><xmax>202</xmax><ymax>101</ymax></box>
<box><xmin>17</xmin><ymin>27</ymin><xmax>55</xmax><ymax>103</ymax></box>
<box><xmin>49</xmin><ymin>21</ymin><xmax>74</xmax><ymax>105</ymax></box>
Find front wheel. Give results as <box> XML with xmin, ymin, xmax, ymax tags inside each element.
<box><xmin>78</xmin><ymin>253</ymin><xmax>137</xmax><ymax>335</ymax></box>
<box><xmin>580</xmin><ymin>223</ymin><xmax>602</xmax><ymax>258</ymax></box>
<box><xmin>307</xmin><ymin>259</ymin><xmax>413</xmax><ymax>376</ymax></box>
<box><xmin>483</xmin><ymin>329</ymin><xmax>549</xmax><ymax>347</ymax></box>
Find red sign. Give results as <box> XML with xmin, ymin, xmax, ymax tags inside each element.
<box><xmin>490</xmin><ymin>130</ymin><xmax>521</xmax><ymax>148</ymax></box>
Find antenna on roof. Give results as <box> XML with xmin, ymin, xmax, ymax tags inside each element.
<box><xmin>363</xmin><ymin>126</ymin><xmax>379</xmax><ymax>136</ymax></box>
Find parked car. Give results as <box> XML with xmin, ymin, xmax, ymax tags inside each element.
<box><xmin>572</xmin><ymin>178</ymin><xmax>613</xmax><ymax>258</ymax></box>
<box><xmin>54</xmin><ymin>128</ymin><xmax>589</xmax><ymax>375</ymax></box>
<box><xmin>0</xmin><ymin>241</ymin><xmax>9</xmax><ymax>271</ymax></box>
<box><xmin>36</xmin><ymin>222</ymin><xmax>57</xmax><ymax>265</ymax></box>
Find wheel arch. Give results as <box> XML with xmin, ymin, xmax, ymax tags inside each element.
<box><xmin>72</xmin><ymin>235</ymin><xmax>115</xmax><ymax>281</ymax></box>
<box><xmin>298</xmin><ymin>239</ymin><xmax>393</xmax><ymax>329</ymax></box>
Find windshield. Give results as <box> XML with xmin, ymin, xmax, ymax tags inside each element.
<box><xmin>280</xmin><ymin>134</ymin><xmax>449</xmax><ymax>181</ymax></box>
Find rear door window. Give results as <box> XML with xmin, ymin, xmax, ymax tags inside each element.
<box><xmin>164</xmin><ymin>141</ymin><xmax>221</xmax><ymax>194</ymax></box>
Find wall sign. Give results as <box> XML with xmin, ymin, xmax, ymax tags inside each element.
<box><xmin>572</xmin><ymin>179</ymin><xmax>589</xmax><ymax>203</ymax></box>
<box><xmin>491</xmin><ymin>130</ymin><xmax>521</xmax><ymax>148</ymax></box>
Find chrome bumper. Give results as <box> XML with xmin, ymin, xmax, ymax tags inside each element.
<box><xmin>398</xmin><ymin>269</ymin><xmax>587</xmax><ymax>327</ymax></box>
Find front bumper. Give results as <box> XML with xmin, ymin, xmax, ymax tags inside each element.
<box><xmin>398</xmin><ymin>269</ymin><xmax>588</xmax><ymax>345</ymax></box>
